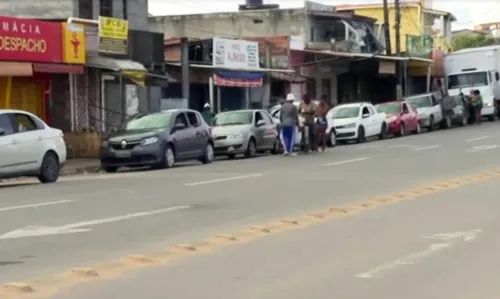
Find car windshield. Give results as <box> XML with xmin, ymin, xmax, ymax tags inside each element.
<box><xmin>213</xmin><ymin>111</ymin><xmax>253</xmax><ymax>126</ymax></box>
<box><xmin>406</xmin><ymin>96</ymin><xmax>432</xmax><ymax>108</ymax></box>
<box><xmin>122</xmin><ymin>112</ymin><xmax>173</xmax><ymax>130</ymax></box>
<box><xmin>331</xmin><ymin>106</ymin><xmax>360</xmax><ymax>119</ymax></box>
<box><xmin>376</xmin><ymin>103</ymin><xmax>400</xmax><ymax>114</ymax></box>
<box><xmin>448</xmin><ymin>72</ymin><xmax>488</xmax><ymax>89</ymax></box>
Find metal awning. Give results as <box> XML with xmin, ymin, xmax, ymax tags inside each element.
<box><xmin>86</xmin><ymin>56</ymin><xmax>147</xmax><ymax>72</ymax></box>
<box><xmin>165</xmin><ymin>62</ymin><xmax>296</xmax><ymax>73</ymax></box>
<box><xmin>0</xmin><ymin>62</ymin><xmax>33</xmax><ymax>76</ymax></box>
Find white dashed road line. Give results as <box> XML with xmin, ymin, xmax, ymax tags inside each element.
<box><xmin>466</xmin><ymin>136</ymin><xmax>490</xmax><ymax>142</ymax></box>
<box><xmin>184</xmin><ymin>173</ymin><xmax>264</xmax><ymax>186</ymax></box>
<box><xmin>412</xmin><ymin>145</ymin><xmax>441</xmax><ymax>151</ymax></box>
<box><xmin>323</xmin><ymin>157</ymin><xmax>370</xmax><ymax>166</ymax></box>
<box><xmin>0</xmin><ymin>200</ymin><xmax>74</xmax><ymax>213</ymax></box>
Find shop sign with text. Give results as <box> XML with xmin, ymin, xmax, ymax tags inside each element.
<box><xmin>98</xmin><ymin>16</ymin><xmax>128</xmax><ymax>55</ymax></box>
<box><xmin>212</xmin><ymin>37</ymin><xmax>259</xmax><ymax>70</ymax></box>
<box><xmin>0</xmin><ymin>16</ymin><xmax>62</xmax><ymax>63</ymax></box>
<box><xmin>62</xmin><ymin>23</ymin><xmax>86</xmax><ymax>64</ymax></box>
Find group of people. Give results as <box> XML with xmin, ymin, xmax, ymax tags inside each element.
<box><xmin>278</xmin><ymin>93</ymin><xmax>330</xmax><ymax>156</ymax></box>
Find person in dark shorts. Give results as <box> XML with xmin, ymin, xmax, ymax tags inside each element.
<box><xmin>299</xmin><ymin>94</ymin><xmax>317</xmax><ymax>153</ymax></box>
<box><xmin>315</xmin><ymin>95</ymin><xmax>330</xmax><ymax>152</ymax></box>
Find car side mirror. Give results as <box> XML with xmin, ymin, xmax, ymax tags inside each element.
<box><xmin>256</xmin><ymin>120</ymin><xmax>265</xmax><ymax>126</ymax></box>
<box><xmin>0</xmin><ymin>128</ymin><xmax>5</xmax><ymax>136</ymax></box>
<box><xmin>174</xmin><ymin>123</ymin><xmax>186</xmax><ymax>131</ymax></box>
<box><xmin>362</xmin><ymin>113</ymin><xmax>370</xmax><ymax>118</ymax></box>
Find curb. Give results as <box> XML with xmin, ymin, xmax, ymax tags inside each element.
<box><xmin>60</xmin><ymin>165</ymin><xmax>101</xmax><ymax>176</ymax></box>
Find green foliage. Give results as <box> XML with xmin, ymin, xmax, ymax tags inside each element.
<box><xmin>452</xmin><ymin>35</ymin><xmax>500</xmax><ymax>51</ymax></box>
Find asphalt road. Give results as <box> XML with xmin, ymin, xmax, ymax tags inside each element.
<box><xmin>1</xmin><ymin>122</ymin><xmax>500</xmax><ymax>298</ymax></box>
<box><xmin>54</xmin><ymin>179</ymin><xmax>500</xmax><ymax>299</ymax></box>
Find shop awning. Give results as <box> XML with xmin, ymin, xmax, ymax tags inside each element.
<box><xmin>86</xmin><ymin>56</ymin><xmax>147</xmax><ymax>86</ymax></box>
<box><xmin>270</xmin><ymin>71</ymin><xmax>306</xmax><ymax>83</ymax></box>
<box><xmin>298</xmin><ymin>49</ymin><xmax>411</xmax><ymax>62</ymax></box>
<box><xmin>0</xmin><ymin>62</ymin><xmax>33</xmax><ymax>77</ymax></box>
<box><xmin>33</xmin><ymin>63</ymin><xmax>84</xmax><ymax>74</ymax></box>
<box><xmin>214</xmin><ymin>71</ymin><xmax>264</xmax><ymax>87</ymax></box>
<box><xmin>165</xmin><ymin>62</ymin><xmax>296</xmax><ymax>73</ymax></box>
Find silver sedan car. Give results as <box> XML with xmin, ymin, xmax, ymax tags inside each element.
<box><xmin>212</xmin><ymin>109</ymin><xmax>279</xmax><ymax>159</ymax></box>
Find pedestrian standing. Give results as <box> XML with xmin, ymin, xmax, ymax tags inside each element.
<box><xmin>315</xmin><ymin>95</ymin><xmax>330</xmax><ymax>152</ymax></box>
<box><xmin>201</xmin><ymin>103</ymin><xmax>215</xmax><ymax>125</ymax></box>
<box><xmin>299</xmin><ymin>94</ymin><xmax>317</xmax><ymax>153</ymax></box>
<box><xmin>279</xmin><ymin>93</ymin><xmax>299</xmax><ymax>156</ymax></box>
<box><xmin>472</xmin><ymin>90</ymin><xmax>483</xmax><ymax>124</ymax></box>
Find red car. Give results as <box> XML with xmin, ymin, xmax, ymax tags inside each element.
<box><xmin>375</xmin><ymin>101</ymin><xmax>421</xmax><ymax>137</ymax></box>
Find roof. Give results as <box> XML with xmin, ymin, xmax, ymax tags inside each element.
<box><xmin>453</xmin><ymin>45</ymin><xmax>500</xmax><ymax>54</ymax></box>
<box><xmin>217</xmin><ymin>109</ymin><xmax>262</xmax><ymax>114</ymax></box>
<box><xmin>334</xmin><ymin>102</ymin><xmax>366</xmax><ymax>108</ymax></box>
<box><xmin>336</xmin><ymin>2</ymin><xmax>456</xmax><ymax>21</ymax></box>
<box><xmin>297</xmin><ymin>49</ymin><xmax>433</xmax><ymax>63</ymax></box>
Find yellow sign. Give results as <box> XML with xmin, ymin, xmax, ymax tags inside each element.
<box><xmin>61</xmin><ymin>23</ymin><xmax>86</xmax><ymax>64</ymax></box>
<box><xmin>98</xmin><ymin>16</ymin><xmax>128</xmax><ymax>55</ymax></box>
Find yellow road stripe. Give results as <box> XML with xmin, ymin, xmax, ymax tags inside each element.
<box><xmin>2</xmin><ymin>168</ymin><xmax>499</xmax><ymax>299</ymax></box>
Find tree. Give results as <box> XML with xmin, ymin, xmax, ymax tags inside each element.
<box><xmin>452</xmin><ymin>35</ymin><xmax>499</xmax><ymax>51</ymax></box>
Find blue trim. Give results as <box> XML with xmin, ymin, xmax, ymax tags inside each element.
<box><xmin>215</xmin><ymin>71</ymin><xmax>264</xmax><ymax>80</ymax></box>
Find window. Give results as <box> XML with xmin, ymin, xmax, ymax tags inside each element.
<box><xmin>79</xmin><ymin>0</ymin><xmax>93</xmax><ymax>19</ymax></box>
<box><xmin>402</xmin><ymin>103</ymin><xmax>409</xmax><ymax>113</ymax></box>
<box><xmin>123</xmin><ymin>112</ymin><xmax>173</xmax><ymax>130</ymax></box>
<box><xmin>174</xmin><ymin>113</ymin><xmax>188</xmax><ymax>127</ymax></box>
<box><xmin>122</xmin><ymin>0</ymin><xmax>128</xmax><ymax>20</ymax></box>
<box><xmin>448</xmin><ymin>72</ymin><xmax>488</xmax><ymax>89</ymax></box>
<box><xmin>213</xmin><ymin>111</ymin><xmax>253</xmax><ymax>126</ymax></box>
<box><xmin>362</xmin><ymin>107</ymin><xmax>370</xmax><ymax>116</ymax></box>
<box><xmin>186</xmin><ymin>112</ymin><xmax>200</xmax><ymax>127</ymax></box>
<box><xmin>13</xmin><ymin>114</ymin><xmax>37</xmax><ymax>132</ymax></box>
<box><xmin>100</xmin><ymin>0</ymin><xmax>113</xmax><ymax>17</ymax></box>
<box><xmin>255</xmin><ymin>112</ymin><xmax>264</xmax><ymax>124</ymax></box>
<box><xmin>367</xmin><ymin>106</ymin><xmax>376</xmax><ymax>115</ymax></box>
<box><xmin>0</xmin><ymin>114</ymin><xmax>14</xmax><ymax>135</ymax></box>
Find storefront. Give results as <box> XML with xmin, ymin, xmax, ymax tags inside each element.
<box><xmin>0</xmin><ymin>16</ymin><xmax>84</xmax><ymax>121</ymax></box>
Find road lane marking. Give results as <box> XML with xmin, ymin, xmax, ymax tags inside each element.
<box><xmin>323</xmin><ymin>157</ymin><xmax>370</xmax><ymax>166</ymax></box>
<box><xmin>466</xmin><ymin>144</ymin><xmax>499</xmax><ymax>152</ymax></box>
<box><xmin>0</xmin><ymin>205</ymin><xmax>190</xmax><ymax>239</ymax></box>
<box><xmin>357</xmin><ymin>144</ymin><xmax>382</xmax><ymax>149</ymax></box>
<box><xmin>0</xmin><ymin>200</ymin><xmax>74</xmax><ymax>213</ymax></box>
<box><xmin>412</xmin><ymin>145</ymin><xmax>441</xmax><ymax>151</ymax></box>
<box><xmin>466</xmin><ymin>136</ymin><xmax>490</xmax><ymax>142</ymax></box>
<box><xmin>387</xmin><ymin>144</ymin><xmax>413</xmax><ymax>149</ymax></box>
<box><xmin>184</xmin><ymin>173</ymin><xmax>263</xmax><ymax>186</ymax></box>
<box><xmin>356</xmin><ymin>229</ymin><xmax>481</xmax><ymax>278</ymax></box>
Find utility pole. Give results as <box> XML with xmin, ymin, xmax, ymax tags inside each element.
<box><xmin>394</xmin><ymin>0</ymin><xmax>403</xmax><ymax>100</ymax></box>
<box><xmin>180</xmin><ymin>37</ymin><xmax>190</xmax><ymax>108</ymax></box>
<box><xmin>382</xmin><ymin>0</ymin><xmax>391</xmax><ymax>56</ymax></box>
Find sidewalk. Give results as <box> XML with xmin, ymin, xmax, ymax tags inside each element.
<box><xmin>61</xmin><ymin>158</ymin><xmax>101</xmax><ymax>176</ymax></box>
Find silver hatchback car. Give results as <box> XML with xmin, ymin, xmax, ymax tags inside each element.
<box><xmin>212</xmin><ymin>109</ymin><xmax>279</xmax><ymax>159</ymax></box>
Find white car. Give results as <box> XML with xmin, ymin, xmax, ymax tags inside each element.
<box><xmin>405</xmin><ymin>93</ymin><xmax>443</xmax><ymax>131</ymax></box>
<box><xmin>326</xmin><ymin>102</ymin><xmax>387</xmax><ymax>143</ymax></box>
<box><xmin>0</xmin><ymin>110</ymin><xmax>67</xmax><ymax>183</ymax></box>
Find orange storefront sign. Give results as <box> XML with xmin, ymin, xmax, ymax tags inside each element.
<box><xmin>61</xmin><ymin>23</ymin><xmax>85</xmax><ymax>64</ymax></box>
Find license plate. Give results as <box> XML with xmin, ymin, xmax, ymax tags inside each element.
<box><xmin>114</xmin><ymin>151</ymin><xmax>131</xmax><ymax>158</ymax></box>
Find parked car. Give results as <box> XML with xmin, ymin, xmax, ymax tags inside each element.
<box><xmin>375</xmin><ymin>101</ymin><xmax>421</xmax><ymax>136</ymax></box>
<box><xmin>0</xmin><ymin>109</ymin><xmax>67</xmax><ymax>183</ymax></box>
<box><xmin>441</xmin><ymin>94</ymin><xmax>469</xmax><ymax>127</ymax></box>
<box><xmin>212</xmin><ymin>109</ymin><xmax>279</xmax><ymax>158</ymax></box>
<box><xmin>100</xmin><ymin>109</ymin><xmax>214</xmax><ymax>172</ymax></box>
<box><xmin>326</xmin><ymin>102</ymin><xmax>387</xmax><ymax>143</ymax></box>
<box><xmin>405</xmin><ymin>93</ymin><xmax>443</xmax><ymax>131</ymax></box>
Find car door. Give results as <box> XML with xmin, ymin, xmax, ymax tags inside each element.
<box><xmin>254</xmin><ymin>111</ymin><xmax>266</xmax><ymax>149</ymax></box>
<box><xmin>261</xmin><ymin>111</ymin><xmax>278</xmax><ymax>148</ymax></box>
<box><xmin>10</xmin><ymin>113</ymin><xmax>43</xmax><ymax>172</ymax></box>
<box><xmin>405</xmin><ymin>102</ymin><xmax>418</xmax><ymax>130</ymax></box>
<box><xmin>171</xmin><ymin>112</ymin><xmax>193</xmax><ymax>159</ymax></box>
<box><xmin>0</xmin><ymin>113</ymin><xmax>21</xmax><ymax>175</ymax></box>
<box><xmin>186</xmin><ymin>111</ymin><xmax>205</xmax><ymax>156</ymax></box>
<box><xmin>360</xmin><ymin>106</ymin><xmax>373</xmax><ymax>136</ymax></box>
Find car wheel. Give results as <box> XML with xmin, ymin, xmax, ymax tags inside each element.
<box><xmin>428</xmin><ymin>115</ymin><xmax>435</xmax><ymax>131</ymax></box>
<box><xmin>328</xmin><ymin>129</ymin><xmax>336</xmax><ymax>147</ymax></box>
<box><xmin>378</xmin><ymin>123</ymin><xmax>387</xmax><ymax>140</ymax></box>
<box><xmin>271</xmin><ymin>138</ymin><xmax>281</xmax><ymax>154</ymax></box>
<box><xmin>460</xmin><ymin>115</ymin><xmax>468</xmax><ymax>126</ymax></box>
<box><xmin>245</xmin><ymin>138</ymin><xmax>257</xmax><ymax>158</ymax></box>
<box><xmin>102</xmin><ymin>165</ymin><xmax>118</xmax><ymax>173</ymax></box>
<box><xmin>356</xmin><ymin>126</ymin><xmax>365</xmax><ymax>143</ymax></box>
<box><xmin>395</xmin><ymin>123</ymin><xmax>405</xmax><ymax>137</ymax></box>
<box><xmin>413</xmin><ymin>122</ymin><xmax>421</xmax><ymax>134</ymax></box>
<box><xmin>157</xmin><ymin>144</ymin><xmax>175</xmax><ymax>169</ymax></box>
<box><xmin>38</xmin><ymin>152</ymin><xmax>60</xmax><ymax>183</ymax></box>
<box><xmin>200</xmin><ymin>142</ymin><xmax>214</xmax><ymax>164</ymax></box>
<box><xmin>488</xmin><ymin>114</ymin><xmax>495</xmax><ymax>122</ymax></box>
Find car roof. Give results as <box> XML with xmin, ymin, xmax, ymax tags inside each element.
<box><xmin>0</xmin><ymin>109</ymin><xmax>35</xmax><ymax>114</ymax></box>
<box><xmin>376</xmin><ymin>101</ymin><xmax>403</xmax><ymax>105</ymax></box>
<box><xmin>334</xmin><ymin>102</ymin><xmax>366</xmax><ymax>108</ymax></box>
<box><xmin>217</xmin><ymin>109</ymin><xmax>261</xmax><ymax>114</ymax></box>
<box><xmin>405</xmin><ymin>93</ymin><xmax>433</xmax><ymax>99</ymax></box>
